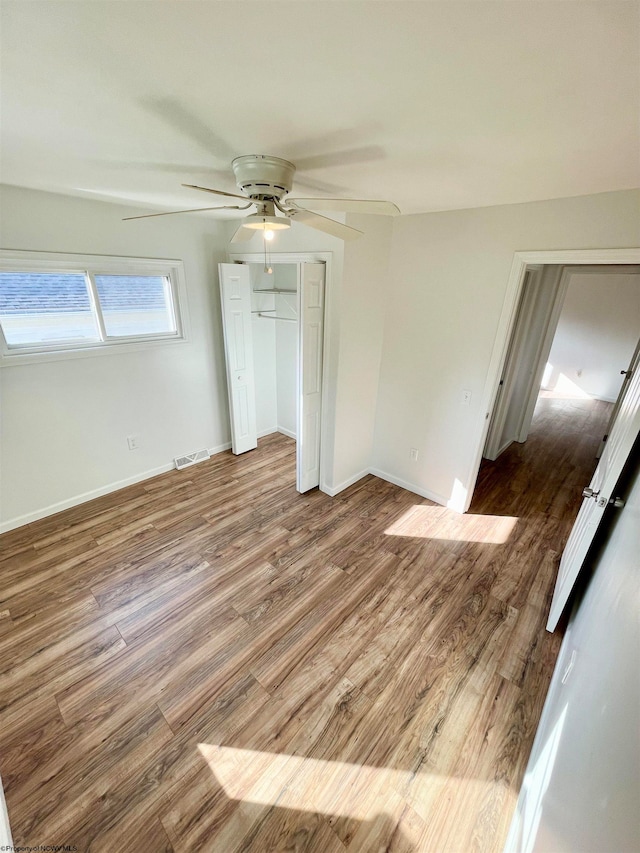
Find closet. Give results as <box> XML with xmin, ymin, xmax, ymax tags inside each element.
<box><xmin>251</xmin><ymin>263</ymin><xmax>298</xmax><ymax>442</ymax></box>
<box><xmin>218</xmin><ymin>261</ymin><xmax>325</xmax><ymax>492</ymax></box>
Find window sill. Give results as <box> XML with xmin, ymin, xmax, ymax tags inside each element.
<box><xmin>0</xmin><ymin>334</ymin><xmax>189</xmax><ymax>367</ymax></box>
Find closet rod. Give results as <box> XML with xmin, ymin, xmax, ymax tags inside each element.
<box><xmin>252</xmin><ymin>288</ymin><xmax>297</xmax><ymax>295</ymax></box>
<box><xmin>253</xmin><ymin>311</ymin><xmax>297</xmax><ymax>322</ymax></box>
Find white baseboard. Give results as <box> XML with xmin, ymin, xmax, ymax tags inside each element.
<box><xmin>368</xmin><ymin>468</ymin><xmax>448</xmax><ymax>507</ymax></box>
<box><xmin>321</xmin><ymin>468</ymin><xmax>370</xmax><ymax>497</ymax></box>
<box><xmin>209</xmin><ymin>441</ymin><xmax>233</xmax><ymax>456</ymax></box>
<box><xmin>1</xmin><ymin>447</ymin><xmax>456</xmax><ymax>534</ymax></box>
<box><xmin>493</xmin><ymin>438</ymin><xmax>515</xmax><ymax>461</ymax></box>
<box><xmin>541</xmin><ymin>386</ymin><xmax>617</xmax><ymax>404</ymax></box>
<box><xmin>322</xmin><ymin>467</ymin><xmax>450</xmax><ymax>505</ymax></box>
<box><xmin>0</xmin><ymin>441</ymin><xmax>233</xmax><ymax>534</ymax></box>
<box><xmin>277</xmin><ymin>426</ymin><xmax>296</xmax><ymax>440</ymax></box>
<box><xmin>257</xmin><ymin>427</ymin><xmax>296</xmax><ymax>440</ymax></box>
<box><xmin>257</xmin><ymin>427</ymin><xmax>278</xmax><ymax>438</ymax></box>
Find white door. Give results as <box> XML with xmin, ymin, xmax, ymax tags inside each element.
<box><xmin>218</xmin><ymin>263</ymin><xmax>258</xmax><ymax>455</ymax></box>
<box><xmin>547</xmin><ymin>363</ymin><xmax>640</xmax><ymax>631</ymax></box>
<box><xmin>484</xmin><ymin>267</ymin><xmax>566</xmax><ymax>461</ymax></box>
<box><xmin>296</xmin><ymin>262</ymin><xmax>325</xmax><ymax>492</ymax></box>
<box><xmin>597</xmin><ymin>336</ymin><xmax>640</xmax><ymax>457</ymax></box>
<box><xmin>484</xmin><ymin>275</ymin><xmax>536</xmax><ymax>460</ymax></box>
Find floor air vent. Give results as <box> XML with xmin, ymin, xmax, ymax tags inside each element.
<box><xmin>174</xmin><ymin>449</ymin><xmax>210</xmax><ymax>470</ymax></box>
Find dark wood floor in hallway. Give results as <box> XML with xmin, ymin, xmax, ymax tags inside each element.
<box><xmin>0</xmin><ymin>394</ymin><xmax>611</xmax><ymax>852</ymax></box>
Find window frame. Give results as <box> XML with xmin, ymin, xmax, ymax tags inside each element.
<box><xmin>0</xmin><ymin>250</ymin><xmax>189</xmax><ymax>363</ymax></box>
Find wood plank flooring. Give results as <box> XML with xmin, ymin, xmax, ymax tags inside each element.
<box><xmin>0</xmin><ymin>394</ymin><xmax>610</xmax><ymax>851</ymax></box>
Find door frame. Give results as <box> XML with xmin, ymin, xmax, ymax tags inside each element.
<box><xmin>483</xmin><ymin>264</ymin><xmax>554</xmax><ymax>460</ymax></box>
<box><xmin>228</xmin><ymin>250</ymin><xmax>333</xmax><ymax>495</ymax></box>
<box><xmin>464</xmin><ymin>248</ymin><xmax>640</xmax><ymax>512</ymax></box>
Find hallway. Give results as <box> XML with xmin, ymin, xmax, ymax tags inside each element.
<box><xmin>473</xmin><ymin>392</ymin><xmax>611</xmax><ymax>521</ymax></box>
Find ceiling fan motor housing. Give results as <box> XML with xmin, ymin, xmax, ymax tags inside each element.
<box><xmin>232</xmin><ymin>155</ymin><xmax>295</xmax><ymax>200</ymax></box>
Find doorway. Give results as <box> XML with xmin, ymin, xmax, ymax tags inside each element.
<box><xmin>474</xmin><ymin>257</ymin><xmax>640</xmax><ymax>630</ymax></box>
<box><xmin>483</xmin><ymin>264</ymin><xmax>640</xmax><ymax>467</ymax></box>
<box><xmin>218</xmin><ymin>258</ymin><xmax>327</xmax><ymax>493</ymax></box>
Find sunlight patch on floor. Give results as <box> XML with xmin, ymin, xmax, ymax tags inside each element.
<box><xmin>197</xmin><ymin>743</ymin><xmax>516</xmax><ymax>848</ymax></box>
<box><xmin>384</xmin><ymin>505</ymin><xmax>518</xmax><ymax>544</ymax></box>
<box><xmin>541</xmin><ymin>363</ymin><xmax>593</xmax><ymax>399</ymax></box>
<box><xmin>199</xmin><ymin>744</ymin><xmax>397</xmax><ymax>819</ymax></box>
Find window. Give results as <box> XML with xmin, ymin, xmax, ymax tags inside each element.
<box><xmin>0</xmin><ymin>271</ymin><xmax>99</xmax><ymax>346</ymax></box>
<box><xmin>94</xmin><ymin>275</ymin><xmax>176</xmax><ymax>338</ymax></box>
<box><xmin>0</xmin><ymin>251</ymin><xmax>187</xmax><ymax>359</ymax></box>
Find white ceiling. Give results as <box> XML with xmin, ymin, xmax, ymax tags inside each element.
<box><xmin>1</xmin><ymin>1</ymin><xmax>638</xmax><ymax>217</ymax></box>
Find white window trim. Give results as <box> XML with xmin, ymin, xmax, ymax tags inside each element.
<box><xmin>0</xmin><ymin>249</ymin><xmax>190</xmax><ymax>364</ymax></box>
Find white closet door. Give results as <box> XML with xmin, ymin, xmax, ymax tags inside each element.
<box><xmin>297</xmin><ymin>262</ymin><xmax>325</xmax><ymax>492</ymax></box>
<box><xmin>218</xmin><ymin>263</ymin><xmax>258</xmax><ymax>455</ymax></box>
<box><xmin>547</xmin><ymin>363</ymin><xmax>640</xmax><ymax>631</ymax></box>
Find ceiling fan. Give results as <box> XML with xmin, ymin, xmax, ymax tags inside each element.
<box><xmin>123</xmin><ymin>154</ymin><xmax>400</xmax><ymax>242</ymax></box>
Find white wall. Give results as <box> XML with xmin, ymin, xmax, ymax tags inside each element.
<box><xmin>334</xmin><ymin>213</ymin><xmax>392</xmax><ymax>491</ymax></box>
<box><xmin>250</xmin><ymin>266</ymin><xmax>278</xmax><ymax>436</ymax></box>
<box><xmin>544</xmin><ymin>272</ymin><xmax>640</xmax><ymax>402</ymax></box>
<box><xmin>505</xmin><ymin>450</ymin><xmax>640</xmax><ymax>853</ymax></box>
<box><xmin>272</xmin><ymin>263</ymin><xmax>297</xmax><ymax>439</ymax></box>
<box><xmin>275</xmin><ymin>311</ymin><xmax>297</xmax><ymax>437</ymax></box>
<box><xmin>251</xmin><ymin>315</ymin><xmax>277</xmax><ymax>436</ymax></box>
<box><xmin>373</xmin><ymin>189</ymin><xmax>640</xmax><ymax>509</ymax></box>
<box><xmin>0</xmin><ymin>184</ymin><xmax>231</xmax><ymax>530</ymax></box>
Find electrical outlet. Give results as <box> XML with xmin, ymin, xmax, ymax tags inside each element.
<box><xmin>462</xmin><ymin>389</ymin><xmax>472</xmax><ymax>405</ymax></box>
<box><xmin>127</xmin><ymin>434</ymin><xmax>140</xmax><ymax>451</ymax></box>
<box><xmin>410</xmin><ymin>448</ymin><xmax>419</xmax><ymax>462</ymax></box>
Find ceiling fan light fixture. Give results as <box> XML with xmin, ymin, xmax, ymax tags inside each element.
<box><xmin>243</xmin><ymin>214</ymin><xmax>291</xmax><ymax>232</ymax></box>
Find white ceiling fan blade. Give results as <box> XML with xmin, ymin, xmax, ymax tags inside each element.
<box><xmin>288</xmin><ymin>198</ymin><xmax>401</xmax><ymax>216</ymax></box>
<box><xmin>230</xmin><ymin>224</ymin><xmax>258</xmax><ymax>243</ymax></box>
<box><xmin>123</xmin><ymin>203</ymin><xmax>252</xmax><ymax>221</ymax></box>
<box><xmin>139</xmin><ymin>97</ymin><xmax>235</xmax><ymax>162</ymax></box>
<box><xmin>289</xmin><ymin>208</ymin><xmax>363</xmax><ymax>241</ymax></box>
<box><xmin>183</xmin><ymin>183</ymin><xmax>254</xmax><ymax>203</ymax></box>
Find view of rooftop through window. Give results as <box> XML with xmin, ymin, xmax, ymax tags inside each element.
<box><xmin>0</xmin><ymin>272</ymin><xmax>98</xmax><ymax>345</ymax></box>
<box><xmin>95</xmin><ymin>275</ymin><xmax>176</xmax><ymax>337</ymax></box>
<box><xmin>0</xmin><ymin>268</ymin><xmax>179</xmax><ymax>350</ymax></box>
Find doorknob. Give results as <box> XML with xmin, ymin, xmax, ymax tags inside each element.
<box><xmin>609</xmin><ymin>496</ymin><xmax>626</xmax><ymax>508</ymax></box>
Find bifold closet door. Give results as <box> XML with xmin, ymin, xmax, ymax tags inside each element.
<box><xmin>218</xmin><ymin>263</ymin><xmax>258</xmax><ymax>454</ymax></box>
<box><xmin>297</xmin><ymin>262</ymin><xmax>325</xmax><ymax>493</ymax></box>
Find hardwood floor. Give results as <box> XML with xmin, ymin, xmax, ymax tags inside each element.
<box><xmin>0</xmin><ymin>394</ymin><xmax>610</xmax><ymax>851</ymax></box>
